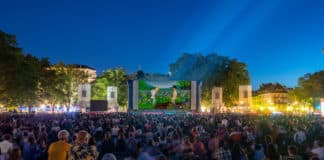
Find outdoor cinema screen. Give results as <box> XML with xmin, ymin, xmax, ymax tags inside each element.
<box><xmin>138</xmin><ymin>80</ymin><xmax>191</xmax><ymax>110</ymax></box>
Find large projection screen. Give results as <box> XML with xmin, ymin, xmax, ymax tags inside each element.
<box><xmin>138</xmin><ymin>80</ymin><xmax>191</xmax><ymax>110</ymax></box>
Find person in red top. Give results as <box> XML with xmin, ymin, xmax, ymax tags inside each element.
<box><xmin>193</xmin><ymin>137</ymin><xmax>206</xmax><ymax>159</ymax></box>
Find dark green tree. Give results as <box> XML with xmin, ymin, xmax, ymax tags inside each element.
<box><xmin>293</xmin><ymin>71</ymin><xmax>324</xmax><ymax>107</ymax></box>
<box><xmin>0</xmin><ymin>31</ymin><xmax>45</xmax><ymax>109</ymax></box>
<box><xmin>91</xmin><ymin>68</ymin><xmax>128</xmax><ymax>107</ymax></box>
<box><xmin>169</xmin><ymin>53</ymin><xmax>250</xmax><ymax>107</ymax></box>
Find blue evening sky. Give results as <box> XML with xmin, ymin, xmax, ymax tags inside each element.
<box><xmin>1</xmin><ymin>0</ymin><xmax>324</xmax><ymax>88</ymax></box>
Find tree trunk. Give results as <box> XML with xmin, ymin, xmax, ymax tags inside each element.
<box><xmin>28</xmin><ymin>106</ymin><xmax>32</xmax><ymax>113</ymax></box>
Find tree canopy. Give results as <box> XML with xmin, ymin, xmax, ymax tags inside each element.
<box><xmin>169</xmin><ymin>53</ymin><xmax>250</xmax><ymax>107</ymax></box>
<box><xmin>0</xmin><ymin>30</ymin><xmax>92</xmax><ymax>110</ymax></box>
<box><xmin>290</xmin><ymin>71</ymin><xmax>324</xmax><ymax>106</ymax></box>
<box><xmin>91</xmin><ymin>68</ymin><xmax>128</xmax><ymax>107</ymax></box>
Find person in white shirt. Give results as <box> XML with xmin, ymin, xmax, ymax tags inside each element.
<box><xmin>293</xmin><ymin>128</ymin><xmax>306</xmax><ymax>144</ymax></box>
<box><xmin>0</xmin><ymin>134</ymin><xmax>14</xmax><ymax>156</ymax></box>
<box><xmin>151</xmin><ymin>87</ymin><xmax>160</xmax><ymax>104</ymax></box>
<box><xmin>172</xmin><ymin>86</ymin><xmax>177</xmax><ymax>105</ymax></box>
<box><xmin>221</xmin><ymin>118</ymin><xmax>228</xmax><ymax>127</ymax></box>
<box><xmin>311</xmin><ymin>140</ymin><xmax>324</xmax><ymax>160</ymax></box>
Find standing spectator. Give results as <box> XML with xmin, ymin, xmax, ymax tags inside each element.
<box><xmin>265</xmin><ymin>144</ymin><xmax>280</xmax><ymax>160</ymax></box>
<box><xmin>23</xmin><ymin>136</ymin><xmax>37</xmax><ymax>160</ymax></box>
<box><xmin>193</xmin><ymin>137</ymin><xmax>206</xmax><ymax>159</ymax></box>
<box><xmin>99</xmin><ymin>132</ymin><xmax>115</xmax><ymax>159</ymax></box>
<box><xmin>284</xmin><ymin>145</ymin><xmax>302</xmax><ymax>160</ymax></box>
<box><xmin>48</xmin><ymin>130</ymin><xmax>71</xmax><ymax>160</ymax></box>
<box><xmin>311</xmin><ymin>140</ymin><xmax>324</xmax><ymax>160</ymax></box>
<box><xmin>253</xmin><ymin>143</ymin><xmax>265</xmax><ymax>160</ymax></box>
<box><xmin>0</xmin><ymin>134</ymin><xmax>13</xmax><ymax>157</ymax></box>
<box><xmin>179</xmin><ymin>136</ymin><xmax>194</xmax><ymax>159</ymax></box>
<box><xmin>9</xmin><ymin>147</ymin><xmax>23</xmax><ymax>160</ymax></box>
<box><xmin>36</xmin><ymin>139</ymin><xmax>48</xmax><ymax>160</ymax></box>
<box><xmin>293</xmin><ymin>127</ymin><xmax>306</xmax><ymax>144</ymax></box>
<box><xmin>213</xmin><ymin>140</ymin><xmax>232</xmax><ymax>160</ymax></box>
<box><xmin>68</xmin><ymin>130</ymin><xmax>99</xmax><ymax>160</ymax></box>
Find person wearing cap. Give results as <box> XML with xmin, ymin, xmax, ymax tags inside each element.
<box><xmin>68</xmin><ymin>130</ymin><xmax>99</xmax><ymax>160</ymax></box>
<box><xmin>48</xmin><ymin>130</ymin><xmax>71</xmax><ymax>160</ymax></box>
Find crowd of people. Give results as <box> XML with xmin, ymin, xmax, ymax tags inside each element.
<box><xmin>0</xmin><ymin>111</ymin><xmax>323</xmax><ymax>160</ymax></box>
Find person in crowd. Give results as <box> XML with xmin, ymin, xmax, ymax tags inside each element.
<box><xmin>192</xmin><ymin>137</ymin><xmax>206</xmax><ymax>159</ymax></box>
<box><xmin>48</xmin><ymin>129</ymin><xmax>71</xmax><ymax>160</ymax></box>
<box><xmin>253</xmin><ymin>143</ymin><xmax>265</xmax><ymax>160</ymax></box>
<box><xmin>311</xmin><ymin>140</ymin><xmax>324</xmax><ymax>160</ymax></box>
<box><xmin>9</xmin><ymin>147</ymin><xmax>23</xmax><ymax>160</ymax></box>
<box><xmin>283</xmin><ymin>145</ymin><xmax>302</xmax><ymax>160</ymax></box>
<box><xmin>23</xmin><ymin>136</ymin><xmax>37</xmax><ymax>160</ymax></box>
<box><xmin>68</xmin><ymin>130</ymin><xmax>99</xmax><ymax>160</ymax></box>
<box><xmin>36</xmin><ymin>139</ymin><xmax>48</xmax><ymax>160</ymax></box>
<box><xmin>265</xmin><ymin>143</ymin><xmax>280</xmax><ymax>160</ymax></box>
<box><xmin>0</xmin><ymin>111</ymin><xmax>323</xmax><ymax>160</ymax></box>
<box><xmin>179</xmin><ymin>136</ymin><xmax>194</xmax><ymax>159</ymax></box>
<box><xmin>99</xmin><ymin>132</ymin><xmax>115</xmax><ymax>159</ymax></box>
<box><xmin>0</xmin><ymin>134</ymin><xmax>13</xmax><ymax>157</ymax></box>
<box><xmin>294</xmin><ymin>127</ymin><xmax>306</xmax><ymax>145</ymax></box>
<box><xmin>213</xmin><ymin>140</ymin><xmax>232</xmax><ymax>160</ymax></box>
<box><xmin>101</xmin><ymin>153</ymin><xmax>117</xmax><ymax>160</ymax></box>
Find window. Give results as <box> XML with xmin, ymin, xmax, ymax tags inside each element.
<box><xmin>215</xmin><ymin>92</ymin><xmax>220</xmax><ymax>99</ymax></box>
<box><xmin>243</xmin><ymin>90</ymin><xmax>248</xmax><ymax>98</ymax></box>
<box><xmin>111</xmin><ymin>92</ymin><xmax>115</xmax><ymax>98</ymax></box>
<box><xmin>82</xmin><ymin>90</ymin><xmax>87</xmax><ymax>97</ymax></box>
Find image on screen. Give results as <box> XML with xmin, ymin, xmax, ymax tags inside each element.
<box><xmin>138</xmin><ymin>80</ymin><xmax>191</xmax><ymax>110</ymax></box>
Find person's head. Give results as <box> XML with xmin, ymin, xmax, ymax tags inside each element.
<box><xmin>255</xmin><ymin>144</ymin><xmax>261</xmax><ymax>151</ymax></box>
<box><xmin>102</xmin><ymin>153</ymin><xmax>117</xmax><ymax>160</ymax></box>
<box><xmin>28</xmin><ymin>136</ymin><xmax>35</xmax><ymax>144</ymax></box>
<box><xmin>58</xmin><ymin>130</ymin><xmax>70</xmax><ymax>141</ymax></box>
<box><xmin>184</xmin><ymin>136</ymin><xmax>190</xmax><ymax>144</ymax></box>
<box><xmin>265</xmin><ymin>135</ymin><xmax>272</xmax><ymax>144</ymax></box>
<box><xmin>288</xmin><ymin>145</ymin><xmax>297</xmax><ymax>156</ymax></box>
<box><xmin>2</xmin><ymin>134</ymin><xmax>12</xmax><ymax>141</ymax></box>
<box><xmin>310</xmin><ymin>156</ymin><xmax>320</xmax><ymax>160</ymax></box>
<box><xmin>77</xmin><ymin>130</ymin><xmax>90</xmax><ymax>144</ymax></box>
<box><xmin>104</xmin><ymin>132</ymin><xmax>111</xmax><ymax>140</ymax></box>
<box><xmin>89</xmin><ymin>137</ymin><xmax>96</xmax><ymax>146</ymax></box>
<box><xmin>194</xmin><ymin>137</ymin><xmax>201</xmax><ymax>143</ymax></box>
<box><xmin>313</xmin><ymin>140</ymin><xmax>323</xmax><ymax>148</ymax></box>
